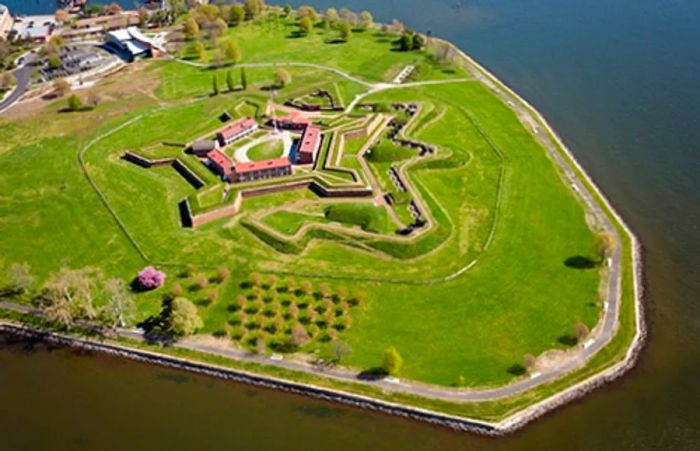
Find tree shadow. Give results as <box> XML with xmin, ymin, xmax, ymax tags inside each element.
<box><xmin>507</xmin><ymin>363</ymin><xmax>527</xmax><ymax>376</ymax></box>
<box><xmin>564</xmin><ymin>255</ymin><xmax>598</xmax><ymax>269</ymax></box>
<box><xmin>557</xmin><ymin>334</ymin><xmax>578</xmax><ymax>347</ymax></box>
<box><xmin>357</xmin><ymin>366</ymin><xmax>388</xmax><ymax>380</ymax></box>
<box><xmin>138</xmin><ymin>297</ymin><xmax>176</xmax><ymax>345</ymax></box>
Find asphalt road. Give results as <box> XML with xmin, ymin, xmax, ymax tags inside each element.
<box><xmin>0</xmin><ymin>55</ymin><xmax>35</xmax><ymax>114</ymax></box>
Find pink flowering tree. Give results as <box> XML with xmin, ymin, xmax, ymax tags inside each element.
<box><xmin>136</xmin><ymin>266</ymin><xmax>166</xmax><ymax>291</ymax></box>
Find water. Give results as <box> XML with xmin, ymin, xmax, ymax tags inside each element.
<box><xmin>2</xmin><ymin>0</ymin><xmax>700</xmax><ymax>449</ymax></box>
<box><xmin>3</xmin><ymin>0</ymin><xmax>142</xmax><ymax>16</ymax></box>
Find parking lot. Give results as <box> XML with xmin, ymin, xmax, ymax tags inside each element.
<box><xmin>36</xmin><ymin>45</ymin><xmax>115</xmax><ymax>82</ymax></box>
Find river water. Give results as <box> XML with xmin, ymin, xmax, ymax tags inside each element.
<box><xmin>2</xmin><ymin>0</ymin><xmax>699</xmax><ymax>449</ymax></box>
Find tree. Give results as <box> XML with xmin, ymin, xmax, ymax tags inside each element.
<box><xmin>9</xmin><ymin>263</ymin><xmax>35</xmax><ymax>294</ymax></box>
<box><xmin>166</xmin><ymin>297</ymin><xmax>203</xmax><ymax>336</ymax></box>
<box><xmin>283</xmin><ymin>4</ymin><xmax>292</xmax><ymax>16</ymax></box>
<box><xmin>244</xmin><ymin>0</ymin><xmax>264</xmax><ymax>20</ymax></box>
<box><xmin>574</xmin><ymin>321</ymin><xmax>590</xmax><ymax>341</ymax></box>
<box><xmin>52</xmin><ymin>78</ymin><xmax>71</xmax><ymax>97</ymax></box>
<box><xmin>171</xmin><ymin>282</ymin><xmax>184</xmax><ymax>297</ymax></box>
<box><xmin>319</xmin><ymin>282</ymin><xmax>331</xmax><ymax>299</ymax></box>
<box><xmin>102</xmin><ymin>2</ymin><xmax>123</xmax><ymax>15</ymax></box>
<box><xmin>337</xmin><ymin>21</ymin><xmax>352</xmax><ymax>42</ymax></box>
<box><xmin>412</xmin><ymin>33</ymin><xmax>425</xmax><ymax>50</ymax></box>
<box><xmin>0</xmin><ymin>72</ymin><xmax>16</xmax><ymax>91</ymax></box>
<box><xmin>195</xmin><ymin>273</ymin><xmax>208</xmax><ymax>289</ymax></box>
<box><xmin>138</xmin><ymin>7</ymin><xmax>150</xmax><ymax>27</ymax></box>
<box><xmin>212</xmin><ymin>74</ymin><xmax>219</xmax><ymax>95</ymax></box>
<box><xmin>291</xmin><ymin>324</ymin><xmax>310</xmax><ymax>346</ymax></box>
<box><xmin>217</xmin><ymin>266</ymin><xmax>231</xmax><ymax>282</ymax></box>
<box><xmin>297</xmin><ymin>5</ymin><xmax>318</xmax><ymax>22</ymax></box>
<box><xmin>136</xmin><ymin>266</ymin><xmax>166</xmax><ymax>290</ymax></box>
<box><xmin>324</xmin><ymin>8</ymin><xmax>338</xmax><ymax>24</ymax></box>
<box><xmin>523</xmin><ymin>353</ymin><xmax>537</xmax><ymax>370</ymax></box>
<box><xmin>86</xmin><ymin>91</ymin><xmax>101</xmax><ymax>107</ymax></box>
<box><xmin>214</xmin><ymin>17</ymin><xmax>228</xmax><ymax>37</ymax></box>
<box><xmin>594</xmin><ymin>231</ymin><xmax>616</xmax><ymax>263</ymax></box>
<box><xmin>330</xmin><ymin>340</ymin><xmax>352</xmax><ymax>363</ymax></box>
<box><xmin>250</xmin><ymin>272</ymin><xmax>262</xmax><ymax>287</ymax></box>
<box><xmin>101</xmin><ymin>278</ymin><xmax>135</xmax><ymax>329</ymax></box>
<box><xmin>274</xmin><ymin>68</ymin><xmax>291</xmax><ymax>88</ymax></box>
<box><xmin>240</xmin><ymin>67</ymin><xmax>248</xmax><ymax>90</ymax></box>
<box><xmin>42</xmin><ymin>267</ymin><xmax>100</xmax><ymax>323</ymax></box>
<box><xmin>55</xmin><ymin>9</ymin><xmax>70</xmax><ymax>24</ymax></box>
<box><xmin>298</xmin><ymin>16</ymin><xmax>312</xmax><ymax>35</ymax></box>
<box><xmin>359</xmin><ymin>11</ymin><xmax>373</xmax><ymax>29</ymax></box>
<box><xmin>383</xmin><ymin>346</ymin><xmax>403</xmax><ymax>375</ymax></box>
<box><xmin>399</xmin><ymin>32</ymin><xmax>414</xmax><ymax>51</ymax></box>
<box><xmin>300</xmin><ymin>280</ymin><xmax>313</xmax><ymax>296</ymax></box>
<box><xmin>67</xmin><ymin>94</ymin><xmax>82</xmax><ymax>111</ymax></box>
<box><xmin>193</xmin><ymin>40</ymin><xmax>206</xmax><ymax>61</ymax></box>
<box><xmin>338</xmin><ymin>8</ymin><xmax>358</xmax><ymax>25</ymax></box>
<box><xmin>184</xmin><ymin>17</ymin><xmax>200</xmax><ymax>39</ymax></box>
<box><xmin>229</xmin><ymin>4</ymin><xmax>245</xmax><ymax>25</ymax></box>
<box><xmin>224</xmin><ymin>39</ymin><xmax>241</xmax><ymax>63</ymax></box>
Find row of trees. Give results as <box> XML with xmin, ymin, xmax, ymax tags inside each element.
<box><xmin>6</xmin><ymin>264</ymin><xmax>136</xmax><ymax>331</ymax></box>
<box><xmin>295</xmin><ymin>6</ymin><xmax>373</xmax><ymax>42</ymax></box>
<box><xmin>6</xmin><ymin>262</ymin><xmax>204</xmax><ymax>338</ymax></box>
<box><xmin>210</xmin><ymin>67</ymin><xmax>289</xmax><ymax>95</ymax></box>
<box><xmin>184</xmin><ymin>0</ymin><xmax>266</xmax><ymax>41</ymax></box>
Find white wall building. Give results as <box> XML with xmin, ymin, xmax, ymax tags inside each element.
<box><xmin>0</xmin><ymin>4</ymin><xmax>14</xmax><ymax>40</ymax></box>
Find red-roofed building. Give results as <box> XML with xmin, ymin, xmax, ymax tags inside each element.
<box><xmin>231</xmin><ymin>157</ymin><xmax>292</xmax><ymax>183</ymax></box>
<box><xmin>206</xmin><ymin>150</ymin><xmax>233</xmax><ymax>180</ymax></box>
<box><xmin>296</xmin><ymin>126</ymin><xmax>322</xmax><ymax>165</ymax></box>
<box><xmin>216</xmin><ymin>118</ymin><xmax>258</xmax><ymax>146</ymax></box>
<box><xmin>269</xmin><ymin>112</ymin><xmax>310</xmax><ymax>131</ymax></box>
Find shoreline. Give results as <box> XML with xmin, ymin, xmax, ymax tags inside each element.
<box><xmin>439</xmin><ymin>38</ymin><xmax>647</xmax><ymax>431</ymax></box>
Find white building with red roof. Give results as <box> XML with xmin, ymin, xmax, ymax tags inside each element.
<box><xmin>216</xmin><ymin>118</ymin><xmax>258</xmax><ymax>146</ymax></box>
<box><xmin>296</xmin><ymin>126</ymin><xmax>322</xmax><ymax>165</ymax></box>
<box><xmin>231</xmin><ymin>157</ymin><xmax>292</xmax><ymax>183</ymax></box>
<box><xmin>206</xmin><ymin>149</ymin><xmax>233</xmax><ymax>180</ymax></box>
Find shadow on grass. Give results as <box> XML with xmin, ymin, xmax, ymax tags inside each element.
<box><xmin>564</xmin><ymin>255</ymin><xmax>598</xmax><ymax>269</ymax></box>
<box><xmin>557</xmin><ymin>334</ymin><xmax>579</xmax><ymax>346</ymax></box>
<box><xmin>358</xmin><ymin>366</ymin><xmax>389</xmax><ymax>381</ymax></box>
<box><xmin>507</xmin><ymin>363</ymin><xmax>527</xmax><ymax>376</ymax></box>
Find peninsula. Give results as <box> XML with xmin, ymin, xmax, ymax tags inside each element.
<box><xmin>0</xmin><ymin>2</ymin><xmax>643</xmax><ymax>435</ymax></box>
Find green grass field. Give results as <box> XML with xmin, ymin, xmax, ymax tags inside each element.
<box><xmin>0</xmin><ymin>14</ymin><xmax>629</xmax><ymax>399</ymax></box>
<box><xmin>246</xmin><ymin>138</ymin><xmax>286</xmax><ymax>161</ymax></box>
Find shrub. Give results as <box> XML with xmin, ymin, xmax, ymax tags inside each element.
<box><xmin>383</xmin><ymin>346</ymin><xmax>403</xmax><ymax>375</ymax></box>
<box><xmin>217</xmin><ymin>267</ymin><xmax>230</xmax><ymax>282</ymax></box>
<box><xmin>137</xmin><ymin>266</ymin><xmax>166</xmax><ymax>290</ymax></box>
<box><xmin>291</xmin><ymin>324</ymin><xmax>310</xmax><ymax>346</ymax></box>
<box><xmin>171</xmin><ymin>282</ymin><xmax>183</xmax><ymax>297</ymax></box>
<box><xmin>195</xmin><ymin>273</ymin><xmax>208</xmax><ymax>290</ymax></box>
<box><xmin>166</xmin><ymin>297</ymin><xmax>202</xmax><ymax>336</ymax></box>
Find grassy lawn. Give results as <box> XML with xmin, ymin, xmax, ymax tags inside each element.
<box><xmin>0</xmin><ymin>14</ymin><xmax>634</xmax><ymax>403</ymax></box>
<box><xmin>246</xmin><ymin>137</ymin><xmax>286</xmax><ymax>161</ymax></box>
